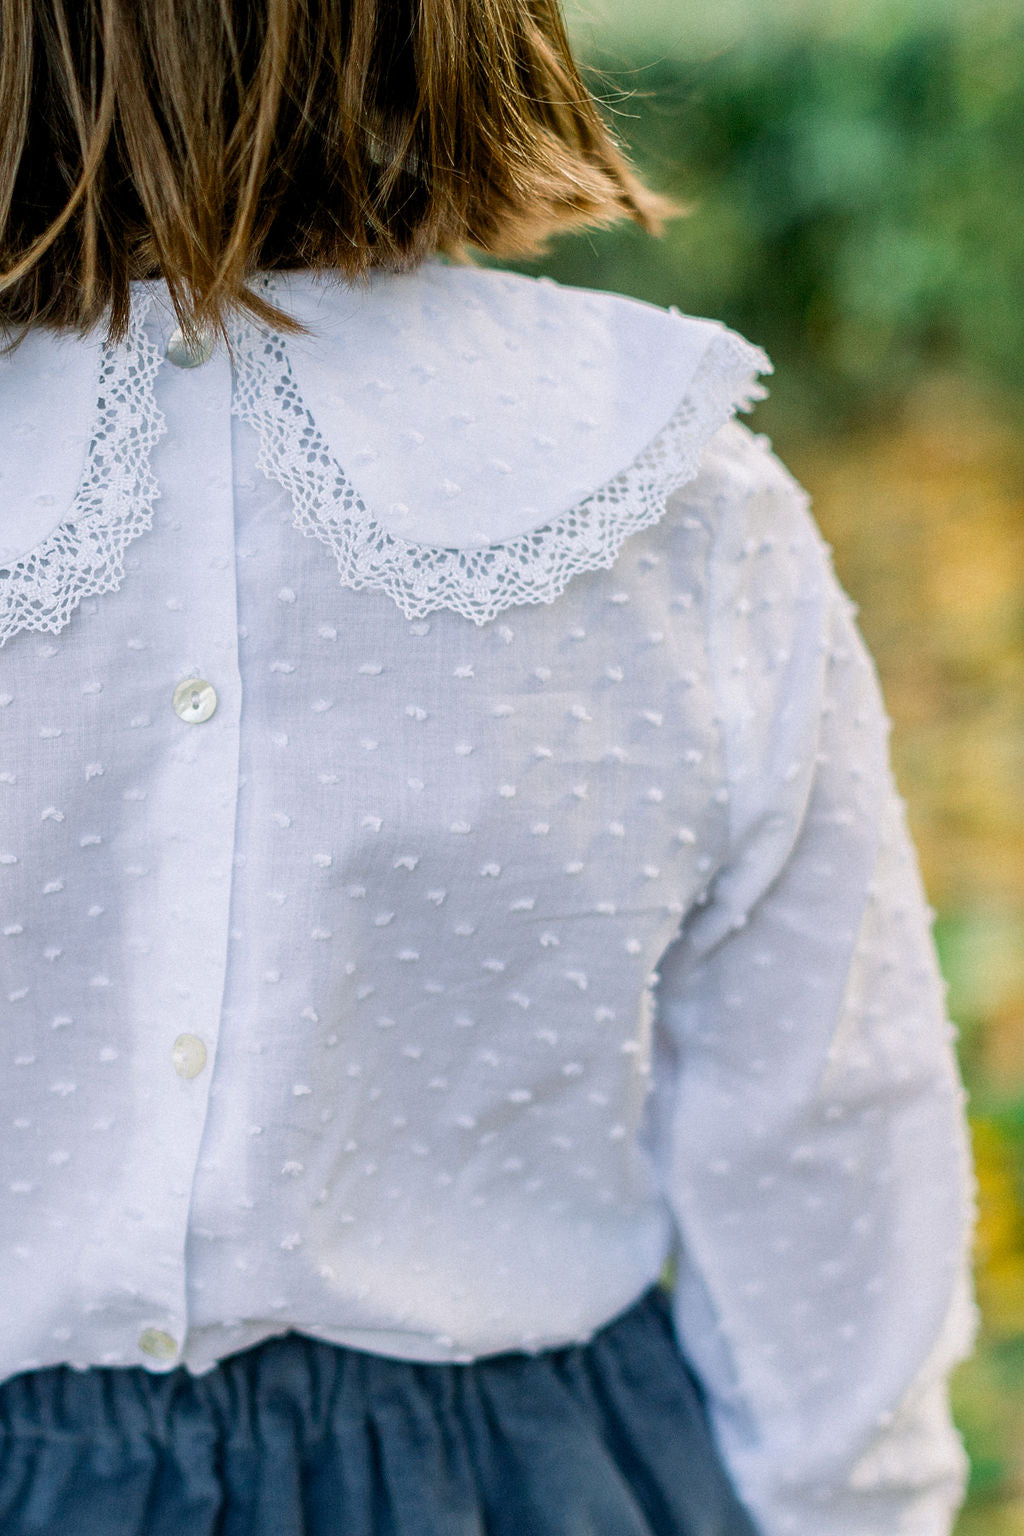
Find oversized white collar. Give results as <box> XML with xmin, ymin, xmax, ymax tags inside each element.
<box><xmin>274</xmin><ymin>262</ymin><xmax>762</xmax><ymax>546</ymax></box>
<box><xmin>0</xmin><ymin>262</ymin><xmax>770</xmax><ymax>634</ymax></box>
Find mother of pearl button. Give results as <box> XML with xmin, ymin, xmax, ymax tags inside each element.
<box><xmin>172</xmin><ymin>678</ymin><xmax>217</xmax><ymax>724</ymax></box>
<box><xmin>172</xmin><ymin>1033</ymin><xmax>208</xmax><ymax>1079</ymax></box>
<box><xmin>166</xmin><ymin>325</ymin><xmax>216</xmax><ymax>369</ymax></box>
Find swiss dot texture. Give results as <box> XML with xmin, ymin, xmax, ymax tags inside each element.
<box><xmin>0</xmin><ymin>266</ymin><xmax>976</xmax><ymax>1536</ymax></box>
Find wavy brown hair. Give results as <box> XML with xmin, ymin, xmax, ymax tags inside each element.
<box><xmin>0</xmin><ymin>0</ymin><xmax>672</xmax><ymax>343</ymax></box>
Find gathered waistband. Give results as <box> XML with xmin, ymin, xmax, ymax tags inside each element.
<box><xmin>0</xmin><ymin>1284</ymin><xmax>758</xmax><ymax>1536</ymax></box>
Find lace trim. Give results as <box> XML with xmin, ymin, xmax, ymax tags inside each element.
<box><xmin>229</xmin><ymin>318</ymin><xmax>771</xmax><ymax>626</ymax></box>
<box><xmin>0</xmin><ymin>291</ymin><xmax>166</xmax><ymax>648</ymax></box>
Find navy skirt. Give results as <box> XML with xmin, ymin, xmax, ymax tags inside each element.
<box><xmin>0</xmin><ymin>1285</ymin><xmax>758</xmax><ymax>1536</ymax></box>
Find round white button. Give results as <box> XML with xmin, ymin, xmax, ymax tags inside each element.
<box><xmin>172</xmin><ymin>1033</ymin><xmax>208</xmax><ymax>1079</ymax></box>
<box><xmin>166</xmin><ymin>326</ymin><xmax>215</xmax><ymax>369</ymax></box>
<box><xmin>139</xmin><ymin>1328</ymin><xmax>178</xmax><ymax>1360</ymax></box>
<box><xmin>172</xmin><ymin>678</ymin><xmax>217</xmax><ymax>724</ymax></box>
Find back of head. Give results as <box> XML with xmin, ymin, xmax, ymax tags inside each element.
<box><xmin>0</xmin><ymin>0</ymin><xmax>671</xmax><ymax>343</ymax></box>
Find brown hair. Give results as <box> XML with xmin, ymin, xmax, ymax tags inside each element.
<box><xmin>0</xmin><ymin>0</ymin><xmax>672</xmax><ymax>344</ymax></box>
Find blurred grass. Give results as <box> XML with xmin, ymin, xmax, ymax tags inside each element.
<box><xmin>502</xmin><ymin>1</ymin><xmax>1024</xmax><ymax>1526</ymax></box>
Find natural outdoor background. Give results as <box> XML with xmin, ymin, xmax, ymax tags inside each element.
<box><xmin>503</xmin><ymin>0</ymin><xmax>1024</xmax><ymax>1529</ymax></box>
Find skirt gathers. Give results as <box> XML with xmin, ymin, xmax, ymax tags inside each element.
<box><xmin>0</xmin><ymin>1285</ymin><xmax>759</xmax><ymax>1536</ymax></box>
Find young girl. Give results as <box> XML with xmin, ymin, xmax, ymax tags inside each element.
<box><xmin>0</xmin><ymin>2</ymin><xmax>977</xmax><ymax>1533</ymax></box>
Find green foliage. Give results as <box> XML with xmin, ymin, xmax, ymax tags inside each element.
<box><xmin>502</xmin><ymin>16</ymin><xmax>1024</xmax><ymax>437</ymax></box>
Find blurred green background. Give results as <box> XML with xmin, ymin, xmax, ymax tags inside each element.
<box><xmin>506</xmin><ymin>0</ymin><xmax>1024</xmax><ymax>1528</ymax></box>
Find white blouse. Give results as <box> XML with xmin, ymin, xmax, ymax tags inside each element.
<box><xmin>0</xmin><ymin>261</ymin><xmax>977</xmax><ymax>1536</ymax></box>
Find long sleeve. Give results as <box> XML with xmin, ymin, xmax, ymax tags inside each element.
<box><xmin>648</xmin><ymin>423</ymin><xmax>979</xmax><ymax>1536</ymax></box>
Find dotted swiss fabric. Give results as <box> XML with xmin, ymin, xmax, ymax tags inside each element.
<box><xmin>0</xmin><ymin>267</ymin><xmax>977</xmax><ymax>1536</ymax></box>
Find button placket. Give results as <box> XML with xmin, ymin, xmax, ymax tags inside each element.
<box><xmin>78</xmin><ymin>322</ymin><xmax>243</xmax><ymax>1370</ymax></box>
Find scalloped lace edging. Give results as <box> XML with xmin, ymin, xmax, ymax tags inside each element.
<box><xmin>0</xmin><ymin>291</ymin><xmax>167</xmax><ymax>648</ymax></box>
<box><xmin>229</xmin><ymin>319</ymin><xmax>771</xmax><ymax>626</ymax></box>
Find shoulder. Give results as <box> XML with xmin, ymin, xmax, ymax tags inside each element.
<box><xmin>669</xmin><ymin>423</ymin><xmax>840</xmax><ymax>788</ymax></box>
<box><xmin>674</xmin><ymin>418</ymin><xmax>827</xmax><ymax>582</ymax></box>
<box><xmin>678</xmin><ymin>418</ymin><xmax>810</xmax><ymax>519</ymax></box>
